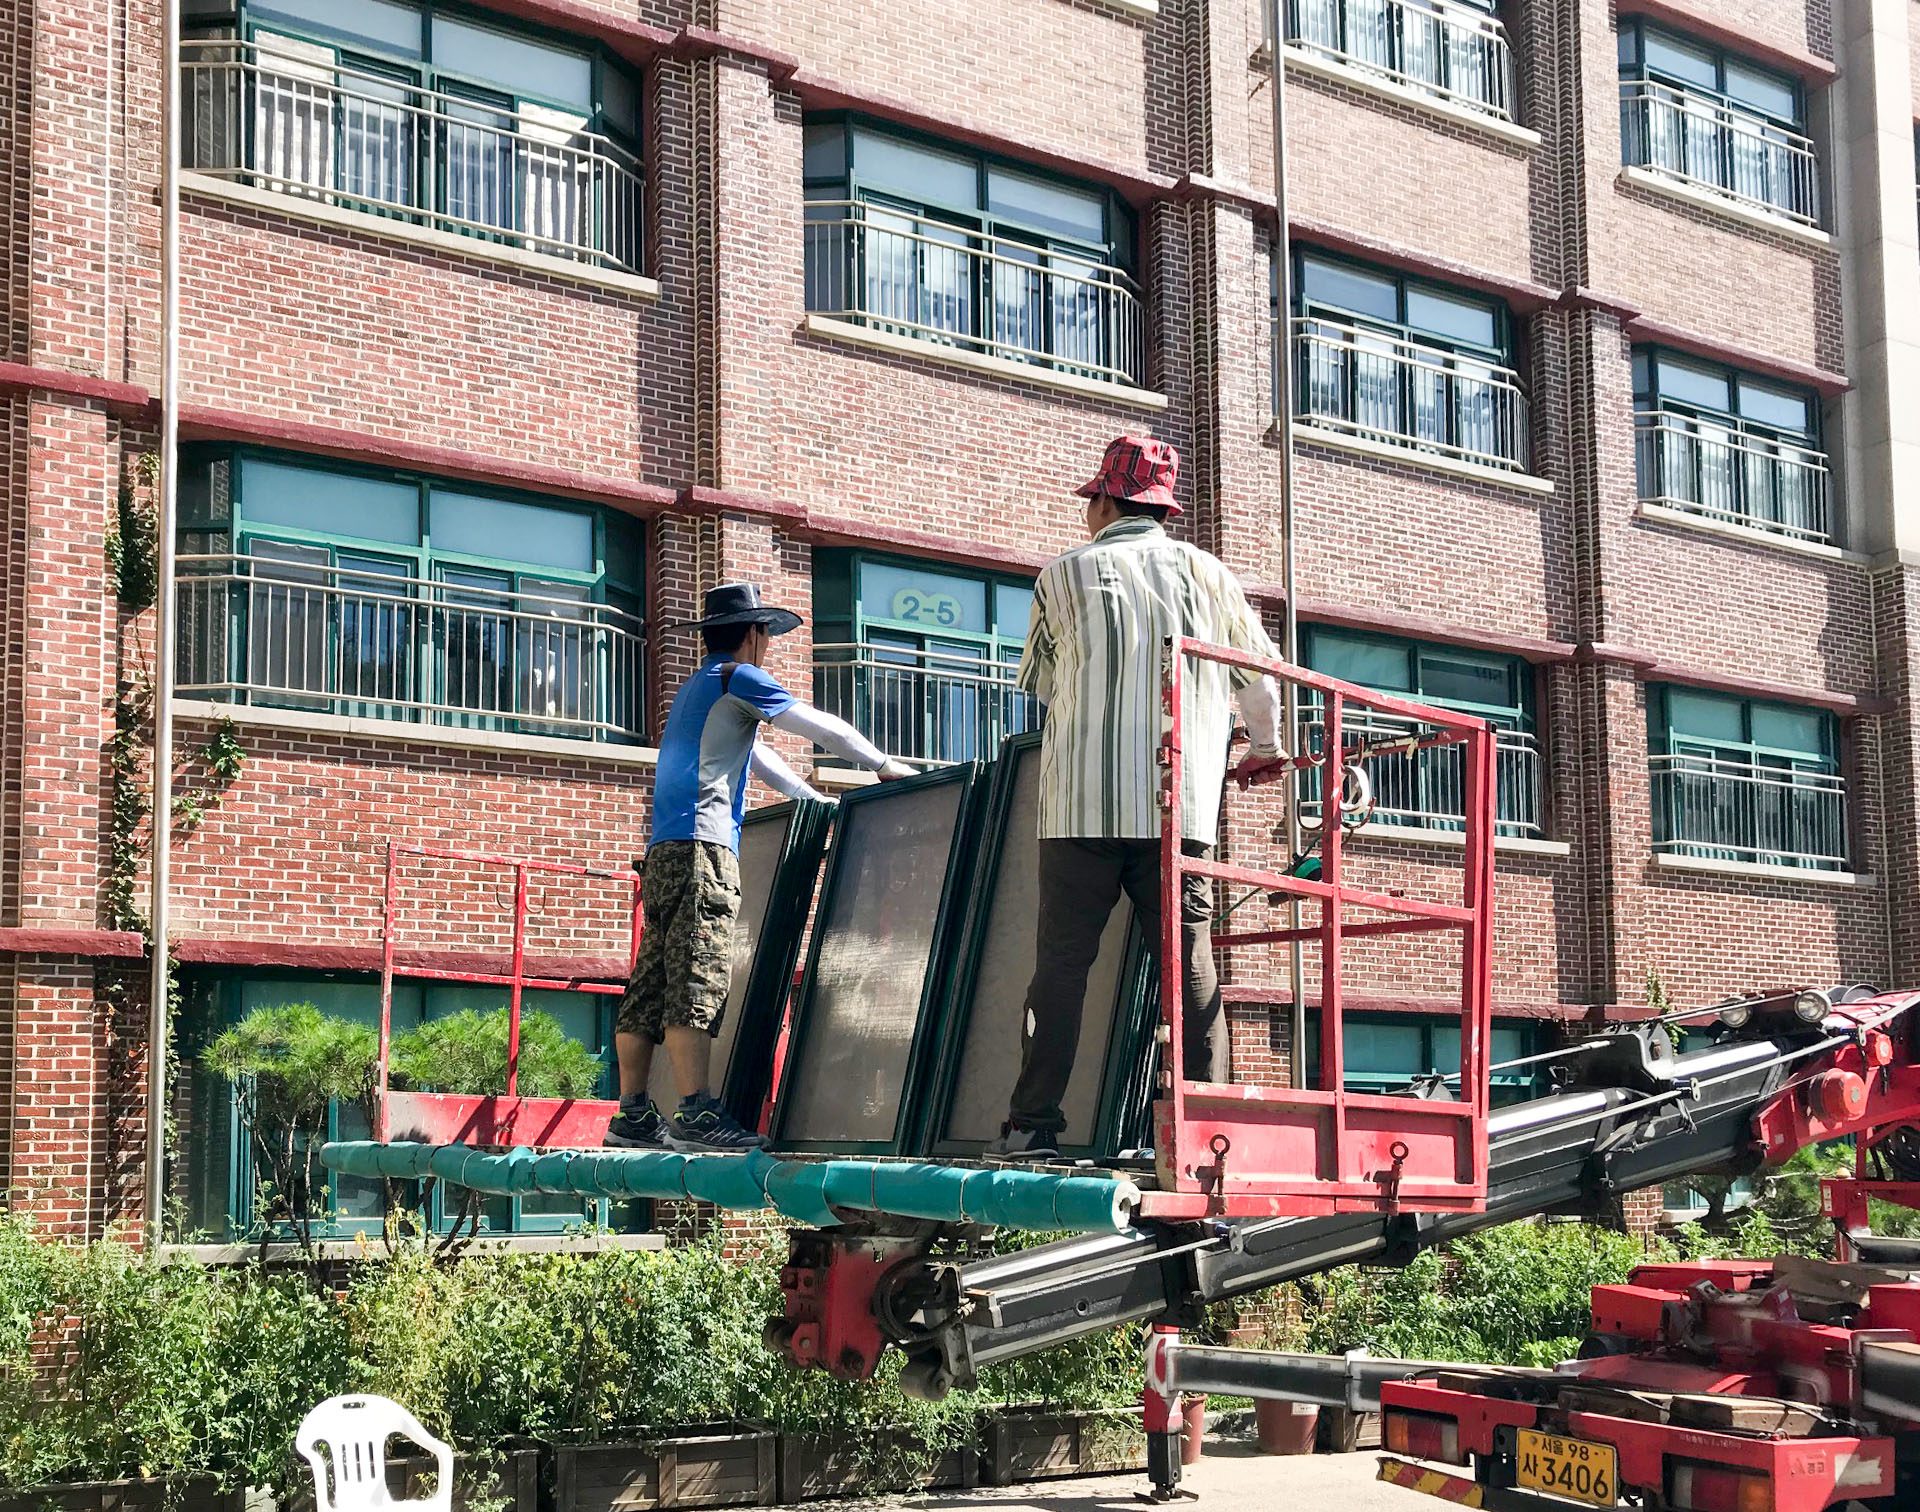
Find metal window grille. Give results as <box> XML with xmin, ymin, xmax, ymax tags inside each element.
<box><xmin>181</xmin><ymin>36</ymin><xmax>643</xmax><ymax>271</ymax></box>
<box><xmin>1651</xmin><ymin>751</ymin><xmax>1847</xmax><ymax>870</ymax></box>
<box><xmin>1619</xmin><ymin>79</ymin><xmax>1820</xmax><ymax>226</ymax></box>
<box><xmin>1634</xmin><ymin>409</ymin><xmax>1831</xmax><ymax>543</ymax></box>
<box><xmin>1284</xmin><ymin>0</ymin><xmax>1516</xmax><ymax>121</ymax></box>
<box><xmin>811</xmin><ymin>643</ymin><xmax>1039</xmax><ymax>767</ymax></box>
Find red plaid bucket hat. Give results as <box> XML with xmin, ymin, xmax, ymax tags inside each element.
<box><xmin>1075</xmin><ymin>434</ymin><xmax>1182</xmax><ymax>514</ymax></box>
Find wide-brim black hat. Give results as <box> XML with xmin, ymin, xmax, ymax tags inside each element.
<box><xmin>674</xmin><ymin>581</ymin><xmax>802</xmax><ymax>636</ymax></box>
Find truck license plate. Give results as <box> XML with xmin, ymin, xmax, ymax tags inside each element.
<box><xmin>1515</xmin><ymin>1429</ymin><xmax>1617</xmax><ymax>1507</ymax></box>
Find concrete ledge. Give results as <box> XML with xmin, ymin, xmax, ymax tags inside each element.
<box><xmin>1281</xmin><ymin>46</ymin><xmax>1541</xmax><ymax>150</ymax></box>
<box><xmin>804</xmin><ymin>314</ymin><xmax>1169</xmax><ymax>410</ymax></box>
<box><xmin>181</xmin><ymin>172</ymin><xmax>665</xmax><ymax>301</ymax></box>
<box><xmin>1635</xmin><ymin>501</ymin><xmax>1867</xmax><ymax>565</ymax></box>
<box><xmin>1617</xmin><ymin>166</ymin><xmax>1831</xmax><ymax>249</ymax></box>
<box><xmin>174</xmin><ymin>698</ymin><xmax>659</xmax><ymax>767</ymax></box>
<box><xmin>1285</xmin><ymin>422</ymin><xmax>1555</xmax><ymax>495</ymax></box>
<box><xmin>1346</xmin><ymin>821</ymin><xmax>1571</xmax><ymax>858</ymax></box>
<box><xmin>166</xmin><ymin>1231</ymin><xmax>666</xmax><ymax>1265</ymax></box>
<box><xmin>1652</xmin><ymin>852</ymin><xmax>1873</xmax><ymax>888</ymax></box>
<box><xmin>1084</xmin><ymin>0</ymin><xmax>1158</xmax><ymax>17</ymax></box>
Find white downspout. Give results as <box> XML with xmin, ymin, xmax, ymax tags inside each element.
<box><xmin>145</xmin><ymin>0</ymin><xmax>182</xmax><ymax>1247</ymax></box>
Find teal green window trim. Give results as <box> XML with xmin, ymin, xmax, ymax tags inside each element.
<box><xmin>812</xmin><ymin>549</ymin><xmax>1038</xmax><ymax>766</ymax></box>
<box><xmin>1648</xmin><ymin>684</ymin><xmax>1848</xmax><ymax>871</ymax></box>
<box><xmin>174</xmin><ymin>446</ymin><xmax>646</xmax><ymax>742</ymax></box>
<box><xmin>1303</xmin><ymin>625</ymin><xmax>1544</xmax><ymax>838</ymax></box>
<box><xmin>1304</xmin><ymin>1012</ymin><xmax>1540</xmax><ymax>1105</ymax></box>
<box><xmin>177</xmin><ymin>971</ymin><xmax>640</xmax><ymax>1241</ymax></box>
<box><xmin>1617</xmin><ymin>19</ymin><xmax>1804</xmax><ymax>130</ymax></box>
<box><xmin>801</xmin><ymin>114</ymin><xmax>1145</xmax><ymax>387</ymax></box>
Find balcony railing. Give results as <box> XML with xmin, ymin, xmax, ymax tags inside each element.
<box><xmin>1620</xmin><ymin>80</ymin><xmax>1819</xmax><ymax>228</ymax></box>
<box><xmin>175</xmin><ymin>554</ymin><xmax>645</xmax><ymax>741</ymax></box>
<box><xmin>803</xmin><ymin>201</ymin><xmax>1146</xmax><ymax>388</ymax></box>
<box><xmin>181</xmin><ymin>35</ymin><xmax>643</xmax><ymax>271</ymax></box>
<box><xmin>1651</xmin><ymin>751</ymin><xmax>1847</xmax><ymax>871</ymax></box>
<box><xmin>1285</xmin><ymin>0</ymin><xmax>1516</xmax><ymax>121</ymax></box>
<box><xmin>1299</xmin><ymin>703</ymin><xmax>1544</xmax><ymax>838</ymax></box>
<box><xmin>812</xmin><ymin>643</ymin><xmax>1039</xmax><ymax>768</ymax></box>
<box><xmin>1287</xmin><ymin>316</ymin><xmax>1530</xmax><ymax>471</ymax></box>
<box><xmin>1635</xmin><ymin>410</ymin><xmax>1831</xmax><ymax>544</ymax></box>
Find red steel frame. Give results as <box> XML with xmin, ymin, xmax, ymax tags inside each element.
<box><xmin>374</xmin><ymin>840</ymin><xmax>640</xmax><ymax>1148</ymax></box>
<box><xmin>1142</xmin><ymin>637</ymin><xmax>1496</xmax><ymax>1220</ymax></box>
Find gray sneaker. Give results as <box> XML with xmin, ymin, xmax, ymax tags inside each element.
<box><xmin>603</xmin><ymin>1096</ymin><xmax>671</xmax><ymax>1149</ymax></box>
<box><xmin>985</xmin><ymin>1123</ymin><xmax>1060</xmax><ymax>1161</ymax></box>
<box><xmin>670</xmin><ymin>1093</ymin><xmax>771</xmax><ymax>1153</ymax></box>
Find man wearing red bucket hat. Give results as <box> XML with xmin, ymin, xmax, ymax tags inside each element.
<box><xmin>988</xmin><ymin>435</ymin><xmax>1287</xmax><ymax>1159</ymax></box>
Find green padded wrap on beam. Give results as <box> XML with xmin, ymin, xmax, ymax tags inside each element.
<box><xmin>317</xmin><ymin>1143</ymin><xmax>1141</xmax><ymax>1233</ymax></box>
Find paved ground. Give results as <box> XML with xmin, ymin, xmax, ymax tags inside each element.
<box><xmin>875</xmin><ymin>1447</ymin><xmax>1405</xmax><ymax>1512</ymax></box>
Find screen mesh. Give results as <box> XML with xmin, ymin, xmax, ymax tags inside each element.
<box><xmin>941</xmin><ymin>747</ymin><xmax>1133</xmax><ymax>1148</ymax></box>
<box><xmin>777</xmin><ymin>780</ymin><xmax>968</xmax><ymax>1145</ymax></box>
<box><xmin>646</xmin><ymin>808</ymin><xmax>792</xmax><ymax>1110</ymax></box>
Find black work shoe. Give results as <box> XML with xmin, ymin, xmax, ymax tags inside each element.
<box><xmin>985</xmin><ymin>1123</ymin><xmax>1060</xmax><ymax>1161</ymax></box>
<box><xmin>670</xmin><ymin>1093</ymin><xmax>770</xmax><ymax>1153</ymax></box>
<box><xmin>604</xmin><ymin>1097</ymin><xmax>671</xmax><ymax>1149</ymax></box>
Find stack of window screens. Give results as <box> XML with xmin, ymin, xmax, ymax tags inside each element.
<box><xmin>769</xmin><ymin>764</ymin><xmax>983</xmax><ymax>1154</ymax></box>
<box><xmin>645</xmin><ymin>799</ymin><xmax>833</xmax><ymax>1123</ymax></box>
<box><xmin>921</xmin><ymin>732</ymin><xmax>1157</xmax><ymax>1161</ymax></box>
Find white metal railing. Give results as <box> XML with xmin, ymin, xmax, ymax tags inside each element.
<box><xmin>803</xmin><ymin>200</ymin><xmax>1146</xmax><ymax>388</ymax></box>
<box><xmin>812</xmin><ymin>644</ymin><xmax>1038</xmax><ymax>767</ymax></box>
<box><xmin>1620</xmin><ymin>80</ymin><xmax>1820</xmax><ymax>227</ymax></box>
<box><xmin>1651</xmin><ymin>751</ymin><xmax>1847</xmax><ymax>870</ymax></box>
<box><xmin>181</xmin><ymin>35</ymin><xmax>643</xmax><ymax>270</ymax></box>
<box><xmin>1287</xmin><ymin>315</ymin><xmax>1530</xmax><ymax>471</ymax></box>
<box><xmin>1299</xmin><ymin>702</ymin><xmax>1543</xmax><ymax>837</ymax></box>
<box><xmin>1285</xmin><ymin>0</ymin><xmax>1516</xmax><ymax>121</ymax></box>
<box><xmin>1635</xmin><ymin>410</ymin><xmax>1831</xmax><ymax>543</ymax></box>
<box><xmin>175</xmin><ymin>554</ymin><xmax>645</xmax><ymax>740</ymax></box>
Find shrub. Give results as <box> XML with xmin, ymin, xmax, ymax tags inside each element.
<box><xmin>390</xmin><ymin>1009</ymin><xmax>606</xmax><ymax>1100</ymax></box>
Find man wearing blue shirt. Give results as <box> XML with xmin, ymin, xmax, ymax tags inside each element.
<box><xmin>606</xmin><ymin>582</ymin><xmax>915</xmax><ymax>1151</ymax></box>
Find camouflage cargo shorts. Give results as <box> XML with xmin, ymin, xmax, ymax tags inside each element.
<box><xmin>616</xmin><ymin>839</ymin><xmax>742</xmax><ymax>1041</ymax></box>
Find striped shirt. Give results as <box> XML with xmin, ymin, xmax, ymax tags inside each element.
<box><xmin>1018</xmin><ymin>517</ymin><xmax>1279</xmax><ymax>844</ymax></box>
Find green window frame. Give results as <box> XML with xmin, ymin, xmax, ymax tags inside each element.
<box><xmin>1648</xmin><ymin>685</ymin><xmax>1848</xmax><ymax>871</ymax></box>
<box><xmin>1303</xmin><ymin>626</ymin><xmax>1543</xmax><ymax>837</ymax></box>
<box><xmin>1631</xmin><ymin>347</ymin><xmax>1829</xmax><ymax>541</ymax></box>
<box><xmin>174</xmin><ymin>446</ymin><xmax>646</xmax><ymax>741</ymax></box>
<box><xmin>177</xmin><ymin>971</ymin><xmax>641</xmax><ymax>1240</ymax></box>
<box><xmin>1304</xmin><ymin>1012</ymin><xmax>1540</xmax><ymax>1105</ymax></box>
<box><xmin>181</xmin><ymin>0</ymin><xmax>644</xmax><ymax>269</ymax></box>
<box><xmin>1286</xmin><ymin>248</ymin><xmax>1527</xmax><ymax>469</ymax></box>
<box><xmin>801</xmin><ymin>114</ymin><xmax>1144</xmax><ymax>385</ymax></box>
<box><xmin>811</xmin><ymin>549</ymin><xmax>1038</xmax><ymax>766</ymax></box>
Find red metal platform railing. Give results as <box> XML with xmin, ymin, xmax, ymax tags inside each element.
<box><xmin>375</xmin><ymin>840</ymin><xmax>641</xmax><ymax>1148</ymax></box>
<box><xmin>1143</xmin><ymin>637</ymin><xmax>1496</xmax><ymax>1221</ymax></box>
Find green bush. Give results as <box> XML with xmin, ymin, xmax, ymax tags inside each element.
<box><xmin>389</xmin><ymin>1009</ymin><xmax>606</xmax><ymax>1100</ymax></box>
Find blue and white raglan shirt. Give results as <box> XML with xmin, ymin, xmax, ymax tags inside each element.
<box><xmin>649</xmin><ymin>656</ymin><xmax>901</xmax><ymax>852</ymax></box>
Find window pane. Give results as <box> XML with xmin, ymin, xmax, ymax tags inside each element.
<box><xmin>1724</xmin><ymin>61</ymin><xmax>1797</xmax><ymax>124</ymax></box>
<box><xmin>431</xmin><ymin>491</ymin><xmax>593</xmax><ymax>572</ymax></box>
<box><xmin>605</xmin><ymin>516</ymin><xmax>642</xmax><ymax>588</ymax></box>
<box><xmin>1311</xmin><ymin>631</ymin><xmax>1411</xmax><ymax>691</ymax></box>
<box><xmin>253</xmin><ymin>0</ymin><xmax>423</xmax><ymax>56</ymax></box>
<box><xmin>986</xmin><ymin>168</ymin><xmax>1106</xmax><ymax>243</ymax></box>
<box><xmin>1664</xmin><ymin>688</ymin><xmax>1744</xmax><ymax>743</ymax></box>
<box><xmin>599</xmin><ymin>62</ymin><xmax>638</xmax><ymax>138</ymax></box>
<box><xmin>1345</xmin><ymin>1020</ymin><xmax>1427</xmax><ymax>1077</ymax></box>
<box><xmin>1418</xmin><ymin>650</ymin><xmax>1519</xmax><ymax>713</ymax></box>
<box><xmin>1631</xmin><ymin>348</ymin><xmax>1651</xmax><ymax>399</ymax></box>
<box><xmin>1654</xmin><ymin>356</ymin><xmax>1732</xmax><ymax>412</ymax></box>
<box><xmin>1736</xmin><ymin>378</ymin><xmax>1813</xmax><ymax>435</ymax></box>
<box><xmin>994</xmin><ymin>582</ymin><xmax>1035</xmax><ymax>638</ymax></box>
<box><xmin>1406</xmin><ymin>287</ymin><xmax>1497</xmax><ymax>350</ymax></box>
<box><xmin>803</xmin><ymin>122</ymin><xmax>847</xmax><ymax>183</ymax></box>
<box><xmin>431</xmin><ymin>17</ymin><xmax>592</xmax><ymax>110</ymax></box>
<box><xmin>243</xmin><ymin>459</ymin><xmax>419</xmax><ymax>544</ymax></box>
<box><xmin>1299</xmin><ymin>256</ymin><xmax>1398</xmax><ymax>322</ymax></box>
<box><xmin>858</xmin><ymin>560</ymin><xmax>989</xmax><ymax>633</ymax></box>
<box><xmin>1640</xmin><ymin>27</ymin><xmax>1718</xmax><ymax>89</ymax></box>
<box><xmin>852</xmin><ymin>129</ymin><xmax>978</xmax><ymax>211</ymax></box>
<box><xmin>1750</xmin><ymin>704</ymin><xmax>1826</xmax><ymax>758</ymax></box>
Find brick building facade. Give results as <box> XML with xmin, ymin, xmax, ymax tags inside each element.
<box><xmin>3</xmin><ymin>0</ymin><xmax>1918</xmax><ymax>1240</ymax></box>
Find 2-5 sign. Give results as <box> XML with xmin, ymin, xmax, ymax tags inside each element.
<box><xmin>890</xmin><ymin>588</ymin><xmax>964</xmax><ymax>628</ymax></box>
<box><xmin>1515</xmin><ymin>1429</ymin><xmax>1617</xmax><ymax>1507</ymax></box>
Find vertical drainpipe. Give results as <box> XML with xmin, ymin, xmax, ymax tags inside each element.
<box><xmin>1267</xmin><ymin>0</ymin><xmax>1306</xmax><ymax>1087</ymax></box>
<box><xmin>145</xmin><ymin>0</ymin><xmax>183</xmax><ymax>1246</ymax></box>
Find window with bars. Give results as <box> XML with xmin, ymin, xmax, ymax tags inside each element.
<box><xmin>811</xmin><ymin>550</ymin><xmax>1037</xmax><ymax>767</ymax></box>
<box><xmin>1304</xmin><ymin>626</ymin><xmax>1544</xmax><ymax>837</ymax></box>
<box><xmin>174</xmin><ymin>449</ymin><xmax>645</xmax><ymax>742</ymax></box>
<box><xmin>1280</xmin><ymin>0</ymin><xmax>1517</xmax><ymax>121</ymax></box>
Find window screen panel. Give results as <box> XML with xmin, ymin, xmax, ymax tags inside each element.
<box><xmin>243</xmin><ymin>459</ymin><xmax>419</xmax><ymax>545</ymax></box>
<box><xmin>933</xmin><ymin>737</ymin><xmax>1136</xmax><ymax>1153</ymax></box>
<box><xmin>774</xmin><ymin>772</ymin><xmax>975</xmax><ymax>1149</ymax></box>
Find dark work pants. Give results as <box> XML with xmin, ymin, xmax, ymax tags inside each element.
<box><xmin>1008</xmin><ymin>837</ymin><xmax>1224</xmax><ymax>1135</ymax></box>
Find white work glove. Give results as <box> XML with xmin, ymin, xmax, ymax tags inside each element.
<box><xmin>875</xmin><ymin>759</ymin><xmax>917</xmax><ymax>782</ymax></box>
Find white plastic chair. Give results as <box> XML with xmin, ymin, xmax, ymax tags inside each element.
<box><xmin>296</xmin><ymin>1394</ymin><xmax>454</xmax><ymax>1512</ymax></box>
